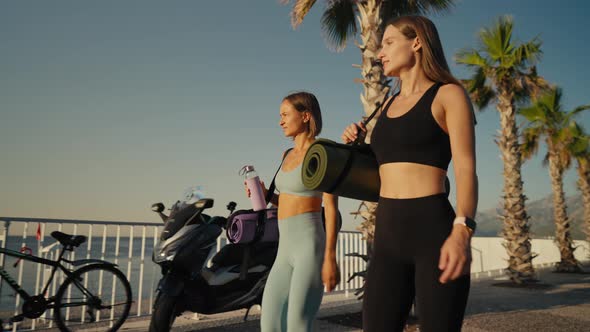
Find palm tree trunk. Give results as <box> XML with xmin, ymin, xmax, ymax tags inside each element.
<box><xmin>577</xmin><ymin>159</ymin><xmax>590</xmax><ymax>256</ymax></box>
<box><xmin>496</xmin><ymin>93</ymin><xmax>536</xmax><ymax>283</ymax></box>
<box><xmin>548</xmin><ymin>148</ymin><xmax>580</xmax><ymax>272</ymax></box>
<box><xmin>354</xmin><ymin>0</ymin><xmax>390</xmax><ymax>243</ymax></box>
<box><xmin>356</xmin><ymin>0</ymin><xmax>390</xmax><ymax>134</ymax></box>
<box><xmin>353</xmin><ymin>201</ymin><xmax>378</xmax><ymax>247</ymax></box>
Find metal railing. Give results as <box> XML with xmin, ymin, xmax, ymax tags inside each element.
<box><xmin>0</xmin><ymin>217</ymin><xmax>368</xmax><ymax>331</ymax></box>
<box><xmin>0</xmin><ymin>217</ymin><xmax>162</xmax><ymax>331</ymax></box>
<box><xmin>2</xmin><ymin>216</ymin><xmax>588</xmax><ymax>331</ymax></box>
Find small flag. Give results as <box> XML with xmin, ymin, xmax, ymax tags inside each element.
<box><xmin>36</xmin><ymin>223</ymin><xmax>41</xmax><ymax>240</ymax></box>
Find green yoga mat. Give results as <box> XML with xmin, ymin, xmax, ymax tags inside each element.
<box><xmin>302</xmin><ymin>139</ymin><xmax>380</xmax><ymax>202</ymax></box>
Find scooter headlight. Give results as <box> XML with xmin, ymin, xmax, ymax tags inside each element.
<box><xmin>153</xmin><ymin>240</ymin><xmax>177</xmax><ymax>263</ymax></box>
<box><xmin>153</xmin><ymin>249</ymin><xmax>176</xmax><ymax>263</ymax></box>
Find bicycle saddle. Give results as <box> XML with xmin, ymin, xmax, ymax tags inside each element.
<box><xmin>51</xmin><ymin>231</ymin><xmax>87</xmax><ymax>247</ymax></box>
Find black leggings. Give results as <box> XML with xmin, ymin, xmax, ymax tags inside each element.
<box><xmin>363</xmin><ymin>194</ymin><xmax>470</xmax><ymax>332</ymax></box>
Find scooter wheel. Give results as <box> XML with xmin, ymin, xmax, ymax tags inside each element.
<box><xmin>149</xmin><ymin>291</ymin><xmax>179</xmax><ymax>332</ymax></box>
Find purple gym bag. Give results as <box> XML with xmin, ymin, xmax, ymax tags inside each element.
<box><xmin>226</xmin><ymin>208</ymin><xmax>279</xmax><ymax>243</ymax></box>
<box><xmin>226</xmin><ymin>150</ymin><xmax>291</xmax><ymax>244</ymax></box>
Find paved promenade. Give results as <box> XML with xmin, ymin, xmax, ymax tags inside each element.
<box><xmin>120</xmin><ymin>263</ymin><xmax>590</xmax><ymax>332</ymax></box>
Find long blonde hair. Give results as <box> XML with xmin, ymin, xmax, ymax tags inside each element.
<box><xmin>387</xmin><ymin>15</ymin><xmax>460</xmax><ymax>85</ymax></box>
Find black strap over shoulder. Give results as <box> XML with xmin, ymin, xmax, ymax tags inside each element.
<box><xmin>254</xmin><ymin>148</ymin><xmax>292</xmax><ymax>243</ymax></box>
<box><xmin>357</xmin><ymin>93</ymin><xmax>393</xmax><ymax>144</ymax></box>
<box><xmin>265</xmin><ymin>148</ymin><xmax>293</xmax><ymax>204</ymax></box>
<box><xmin>326</xmin><ymin>94</ymin><xmax>391</xmax><ymax>193</ymax></box>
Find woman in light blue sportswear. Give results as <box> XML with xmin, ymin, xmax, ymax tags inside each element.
<box><xmin>246</xmin><ymin>91</ymin><xmax>340</xmax><ymax>332</ymax></box>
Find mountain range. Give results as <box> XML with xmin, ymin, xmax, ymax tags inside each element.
<box><xmin>476</xmin><ymin>194</ymin><xmax>587</xmax><ymax>240</ymax></box>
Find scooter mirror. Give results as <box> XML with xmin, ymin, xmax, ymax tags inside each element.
<box><xmin>195</xmin><ymin>199</ymin><xmax>214</xmax><ymax>210</ymax></box>
<box><xmin>151</xmin><ymin>203</ymin><xmax>165</xmax><ymax>213</ymax></box>
<box><xmin>227</xmin><ymin>201</ymin><xmax>237</xmax><ymax>213</ymax></box>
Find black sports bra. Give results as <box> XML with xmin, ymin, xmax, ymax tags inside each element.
<box><xmin>370</xmin><ymin>82</ymin><xmax>451</xmax><ymax>171</ymax></box>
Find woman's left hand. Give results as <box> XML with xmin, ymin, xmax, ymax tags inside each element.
<box><xmin>322</xmin><ymin>257</ymin><xmax>341</xmax><ymax>292</ymax></box>
<box><xmin>438</xmin><ymin>226</ymin><xmax>472</xmax><ymax>284</ymax></box>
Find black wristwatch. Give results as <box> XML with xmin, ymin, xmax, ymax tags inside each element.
<box><xmin>453</xmin><ymin>216</ymin><xmax>477</xmax><ymax>234</ymax></box>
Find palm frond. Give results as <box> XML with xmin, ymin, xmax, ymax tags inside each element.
<box><xmin>515</xmin><ymin>66</ymin><xmax>551</xmax><ymax>101</ymax></box>
<box><xmin>455</xmin><ymin>48</ymin><xmax>489</xmax><ymax>68</ymax></box>
<box><xmin>555</xmin><ymin>125</ymin><xmax>571</xmax><ymax>143</ymax></box>
<box><xmin>569</xmin><ymin>121</ymin><xmax>587</xmax><ymax>137</ymax></box>
<box><xmin>570</xmin><ymin>138</ymin><xmax>589</xmax><ymax>154</ymax></box>
<box><xmin>283</xmin><ymin>0</ymin><xmax>317</xmax><ymax>29</ymax></box>
<box><xmin>519</xmin><ymin>86</ymin><xmax>565</xmax><ymax>125</ymax></box>
<box><xmin>569</xmin><ymin>104</ymin><xmax>590</xmax><ymax>117</ymax></box>
<box><xmin>520</xmin><ymin>126</ymin><xmax>542</xmax><ymax>161</ymax></box>
<box><xmin>460</xmin><ymin>68</ymin><xmax>495</xmax><ymax>110</ymax></box>
<box><xmin>321</xmin><ymin>0</ymin><xmax>356</xmax><ymax>51</ymax></box>
<box><xmin>566</xmin><ymin>121</ymin><xmax>589</xmax><ymax>156</ymax></box>
<box><xmin>380</xmin><ymin>0</ymin><xmax>455</xmax><ymax>21</ymax></box>
<box><xmin>513</xmin><ymin>37</ymin><xmax>543</xmax><ymax>68</ymax></box>
<box><xmin>474</xmin><ymin>86</ymin><xmax>495</xmax><ymax>110</ymax></box>
<box><xmin>548</xmin><ymin>86</ymin><xmax>562</xmax><ymax>113</ymax></box>
<box><xmin>519</xmin><ymin>84</ymin><xmax>590</xmax><ymax>171</ymax></box>
<box><xmin>479</xmin><ymin>15</ymin><xmax>514</xmax><ymax>63</ymax></box>
<box><xmin>519</xmin><ymin>104</ymin><xmax>546</xmax><ymax>123</ymax></box>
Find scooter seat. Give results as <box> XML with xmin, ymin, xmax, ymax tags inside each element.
<box><xmin>211</xmin><ymin>242</ymin><xmax>278</xmax><ymax>270</ymax></box>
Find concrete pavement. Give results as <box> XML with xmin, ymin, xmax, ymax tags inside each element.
<box><xmin>119</xmin><ymin>263</ymin><xmax>590</xmax><ymax>332</ymax></box>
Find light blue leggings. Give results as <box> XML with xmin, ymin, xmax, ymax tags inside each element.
<box><xmin>260</xmin><ymin>212</ymin><xmax>325</xmax><ymax>332</ymax></box>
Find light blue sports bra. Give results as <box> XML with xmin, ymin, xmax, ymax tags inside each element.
<box><xmin>275</xmin><ymin>159</ymin><xmax>322</xmax><ymax>198</ymax></box>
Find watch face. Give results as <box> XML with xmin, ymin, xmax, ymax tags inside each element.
<box><xmin>465</xmin><ymin>217</ymin><xmax>477</xmax><ymax>231</ymax></box>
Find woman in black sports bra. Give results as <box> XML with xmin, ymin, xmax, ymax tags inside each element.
<box><xmin>341</xmin><ymin>16</ymin><xmax>477</xmax><ymax>332</ymax></box>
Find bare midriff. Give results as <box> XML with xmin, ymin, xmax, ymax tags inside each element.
<box><xmin>278</xmin><ymin>193</ymin><xmax>322</xmax><ymax>220</ymax></box>
<box><xmin>378</xmin><ymin>162</ymin><xmax>447</xmax><ymax>198</ymax></box>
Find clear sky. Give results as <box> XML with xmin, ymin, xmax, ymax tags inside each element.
<box><xmin>1</xmin><ymin>1</ymin><xmax>588</xmax><ymax>230</ymax></box>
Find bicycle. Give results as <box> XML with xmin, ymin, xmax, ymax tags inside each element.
<box><xmin>0</xmin><ymin>231</ymin><xmax>132</xmax><ymax>331</ymax></box>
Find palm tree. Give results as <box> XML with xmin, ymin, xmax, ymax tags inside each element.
<box><xmin>455</xmin><ymin>16</ymin><xmax>548</xmax><ymax>283</ymax></box>
<box><xmin>567</xmin><ymin>123</ymin><xmax>590</xmax><ymax>253</ymax></box>
<box><xmin>280</xmin><ymin>0</ymin><xmax>455</xmax><ymax>245</ymax></box>
<box><xmin>520</xmin><ymin>87</ymin><xmax>589</xmax><ymax>272</ymax></box>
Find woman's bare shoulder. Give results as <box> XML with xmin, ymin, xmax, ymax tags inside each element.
<box><xmin>438</xmin><ymin>83</ymin><xmax>470</xmax><ymax>107</ymax></box>
<box><xmin>439</xmin><ymin>83</ymin><xmax>467</xmax><ymax>98</ymax></box>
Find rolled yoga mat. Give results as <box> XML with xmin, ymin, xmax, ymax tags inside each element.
<box><xmin>302</xmin><ymin>139</ymin><xmax>380</xmax><ymax>202</ymax></box>
<box><xmin>227</xmin><ymin>209</ymin><xmax>279</xmax><ymax>243</ymax></box>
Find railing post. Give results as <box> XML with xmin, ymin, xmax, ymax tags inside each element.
<box><xmin>127</xmin><ymin>226</ymin><xmax>134</xmax><ymax>315</ymax></box>
<box><xmin>110</xmin><ymin>225</ymin><xmax>122</xmax><ymax>327</ymax></box>
<box><xmin>344</xmin><ymin>233</ymin><xmax>349</xmax><ymax>298</ymax></box>
<box><xmin>149</xmin><ymin>225</ymin><xmax>159</xmax><ymax>314</ymax></box>
<box><xmin>337</xmin><ymin>232</ymin><xmax>344</xmax><ymax>293</ymax></box>
<box><xmin>0</xmin><ymin>220</ymin><xmax>10</xmax><ymax>303</ymax></box>
<box><xmin>138</xmin><ymin>226</ymin><xmax>147</xmax><ymax>316</ymax></box>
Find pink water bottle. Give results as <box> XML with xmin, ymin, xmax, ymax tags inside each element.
<box><xmin>242</xmin><ymin>165</ymin><xmax>267</xmax><ymax>211</ymax></box>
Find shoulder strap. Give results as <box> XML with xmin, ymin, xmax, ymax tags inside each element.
<box><xmin>326</xmin><ymin>93</ymin><xmax>393</xmax><ymax>193</ymax></box>
<box><xmin>354</xmin><ymin>93</ymin><xmax>392</xmax><ymax>145</ymax></box>
<box><xmin>423</xmin><ymin>82</ymin><xmax>444</xmax><ymax>108</ymax></box>
<box><xmin>264</xmin><ymin>148</ymin><xmax>293</xmax><ymax>204</ymax></box>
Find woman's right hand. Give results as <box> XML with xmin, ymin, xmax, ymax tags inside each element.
<box><xmin>341</xmin><ymin>122</ymin><xmax>366</xmax><ymax>144</ymax></box>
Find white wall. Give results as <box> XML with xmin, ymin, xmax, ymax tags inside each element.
<box><xmin>470</xmin><ymin>237</ymin><xmax>590</xmax><ymax>276</ymax></box>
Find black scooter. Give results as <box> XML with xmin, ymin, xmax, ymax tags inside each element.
<box><xmin>149</xmin><ymin>197</ymin><xmax>278</xmax><ymax>332</ymax></box>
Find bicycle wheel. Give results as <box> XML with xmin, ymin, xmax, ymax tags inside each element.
<box><xmin>54</xmin><ymin>264</ymin><xmax>132</xmax><ymax>332</ymax></box>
